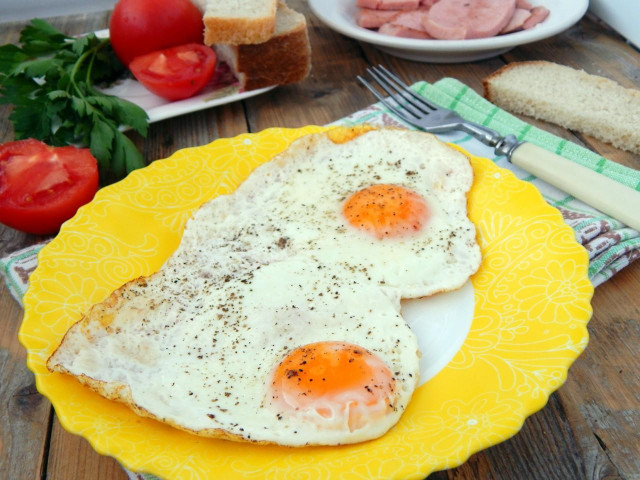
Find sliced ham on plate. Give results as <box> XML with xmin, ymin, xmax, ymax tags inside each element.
<box><xmin>356</xmin><ymin>0</ymin><xmax>550</xmax><ymax>40</ymax></box>
<box><xmin>357</xmin><ymin>8</ymin><xmax>401</xmax><ymax>28</ymax></box>
<box><xmin>419</xmin><ymin>0</ymin><xmax>439</xmax><ymax>8</ymax></box>
<box><xmin>423</xmin><ymin>0</ymin><xmax>517</xmax><ymax>40</ymax></box>
<box><xmin>378</xmin><ymin>22</ymin><xmax>432</xmax><ymax>39</ymax></box>
<box><xmin>500</xmin><ymin>8</ymin><xmax>532</xmax><ymax>34</ymax></box>
<box><xmin>515</xmin><ymin>0</ymin><xmax>533</xmax><ymax>9</ymax></box>
<box><xmin>357</xmin><ymin>0</ymin><xmax>420</xmax><ymax>11</ymax></box>
<box><xmin>389</xmin><ymin>8</ymin><xmax>431</xmax><ymax>31</ymax></box>
<box><xmin>523</xmin><ymin>6</ymin><xmax>550</xmax><ymax>29</ymax></box>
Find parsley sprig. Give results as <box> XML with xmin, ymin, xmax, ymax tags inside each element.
<box><xmin>0</xmin><ymin>19</ymin><xmax>149</xmax><ymax>183</ymax></box>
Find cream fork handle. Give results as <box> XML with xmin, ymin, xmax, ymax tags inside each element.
<box><xmin>510</xmin><ymin>142</ymin><xmax>640</xmax><ymax>231</ymax></box>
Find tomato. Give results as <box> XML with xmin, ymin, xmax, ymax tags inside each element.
<box><xmin>0</xmin><ymin>139</ymin><xmax>99</xmax><ymax>235</ymax></box>
<box><xmin>129</xmin><ymin>44</ymin><xmax>217</xmax><ymax>101</ymax></box>
<box><xmin>109</xmin><ymin>0</ymin><xmax>204</xmax><ymax>66</ymax></box>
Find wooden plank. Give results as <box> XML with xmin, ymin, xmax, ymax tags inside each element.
<box><xmin>0</xmin><ymin>14</ymin><xmax>112</xmax><ymax>480</ymax></box>
<box><xmin>561</xmin><ymin>264</ymin><xmax>640</xmax><ymax>479</ymax></box>
<box><xmin>0</xmin><ymin>283</ymin><xmax>51</xmax><ymax>480</ymax></box>
<box><xmin>47</xmin><ymin>417</ymin><xmax>127</xmax><ymax>480</ymax></box>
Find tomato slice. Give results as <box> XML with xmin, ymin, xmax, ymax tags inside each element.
<box><xmin>0</xmin><ymin>139</ymin><xmax>99</xmax><ymax>235</ymax></box>
<box><xmin>129</xmin><ymin>44</ymin><xmax>218</xmax><ymax>101</ymax></box>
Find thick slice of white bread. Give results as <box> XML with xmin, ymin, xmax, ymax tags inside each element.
<box><xmin>483</xmin><ymin>61</ymin><xmax>640</xmax><ymax>155</ymax></box>
<box><xmin>201</xmin><ymin>0</ymin><xmax>278</xmax><ymax>45</ymax></box>
<box><xmin>214</xmin><ymin>2</ymin><xmax>311</xmax><ymax>91</ymax></box>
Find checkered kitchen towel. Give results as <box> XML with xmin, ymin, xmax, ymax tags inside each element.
<box><xmin>2</xmin><ymin>78</ymin><xmax>639</xmax><ymax>479</ymax></box>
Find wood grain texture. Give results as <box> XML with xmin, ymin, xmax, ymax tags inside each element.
<box><xmin>47</xmin><ymin>417</ymin><xmax>127</xmax><ymax>480</ymax></box>
<box><xmin>0</xmin><ymin>2</ymin><xmax>639</xmax><ymax>480</ymax></box>
<box><xmin>0</xmin><ymin>283</ymin><xmax>51</xmax><ymax>480</ymax></box>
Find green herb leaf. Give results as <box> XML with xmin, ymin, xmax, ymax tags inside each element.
<box><xmin>0</xmin><ymin>44</ymin><xmax>30</xmax><ymax>74</ymax></box>
<box><xmin>20</xmin><ymin>19</ymin><xmax>68</xmax><ymax>54</ymax></box>
<box><xmin>113</xmin><ymin>98</ymin><xmax>149</xmax><ymax>136</ymax></box>
<box><xmin>116</xmin><ymin>131</ymin><xmax>145</xmax><ymax>173</ymax></box>
<box><xmin>90</xmin><ymin>116</ymin><xmax>115</xmax><ymax>169</ymax></box>
<box><xmin>0</xmin><ymin>19</ymin><xmax>150</xmax><ymax>183</ymax></box>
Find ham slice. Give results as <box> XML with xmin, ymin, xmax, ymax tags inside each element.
<box><xmin>422</xmin><ymin>0</ymin><xmax>517</xmax><ymax>39</ymax></box>
<box><xmin>357</xmin><ymin>8</ymin><xmax>401</xmax><ymax>28</ymax></box>
<box><xmin>500</xmin><ymin>8</ymin><xmax>532</xmax><ymax>34</ymax></box>
<box><xmin>356</xmin><ymin>0</ymin><xmax>380</xmax><ymax>9</ymax></box>
<box><xmin>421</xmin><ymin>12</ymin><xmax>466</xmax><ymax>39</ymax></box>
<box><xmin>379</xmin><ymin>22</ymin><xmax>432</xmax><ymax>39</ymax></box>
<box><xmin>523</xmin><ymin>6</ymin><xmax>550</xmax><ymax>30</ymax></box>
<box><xmin>356</xmin><ymin>0</ymin><xmax>549</xmax><ymax>41</ymax></box>
<box><xmin>357</xmin><ymin>0</ymin><xmax>420</xmax><ymax>11</ymax></box>
<box><xmin>389</xmin><ymin>8</ymin><xmax>431</xmax><ymax>32</ymax></box>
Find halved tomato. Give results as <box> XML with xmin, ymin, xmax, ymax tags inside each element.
<box><xmin>0</xmin><ymin>139</ymin><xmax>99</xmax><ymax>235</ymax></box>
<box><xmin>129</xmin><ymin>44</ymin><xmax>217</xmax><ymax>101</ymax></box>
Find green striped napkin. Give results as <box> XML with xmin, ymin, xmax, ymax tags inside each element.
<box><xmin>1</xmin><ymin>78</ymin><xmax>638</xmax><ymax>480</ymax></box>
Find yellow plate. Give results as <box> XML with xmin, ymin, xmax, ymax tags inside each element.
<box><xmin>19</xmin><ymin>126</ymin><xmax>593</xmax><ymax>479</ymax></box>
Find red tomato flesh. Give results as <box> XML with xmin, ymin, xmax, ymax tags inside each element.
<box><xmin>0</xmin><ymin>139</ymin><xmax>99</xmax><ymax>235</ymax></box>
<box><xmin>109</xmin><ymin>0</ymin><xmax>204</xmax><ymax>66</ymax></box>
<box><xmin>129</xmin><ymin>44</ymin><xmax>217</xmax><ymax>101</ymax></box>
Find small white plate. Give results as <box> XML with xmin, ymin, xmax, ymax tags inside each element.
<box><xmin>94</xmin><ymin>29</ymin><xmax>275</xmax><ymax>123</ymax></box>
<box><xmin>101</xmin><ymin>80</ymin><xmax>275</xmax><ymax>124</ymax></box>
<box><xmin>308</xmin><ymin>0</ymin><xmax>588</xmax><ymax>63</ymax></box>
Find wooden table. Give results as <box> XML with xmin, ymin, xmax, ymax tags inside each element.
<box><xmin>1</xmin><ymin>2</ymin><xmax>639</xmax><ymax>478</ymax></box>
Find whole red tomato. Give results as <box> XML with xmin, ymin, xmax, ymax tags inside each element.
<box><xmin>0</xmin><ymin>139</ymin><xmax>99</xmax><ymax>235</ymax></box>
<box><xmin>109</xmin><ymin>0</ymin><xmax>204</xmax><ymax>66</ymax></box>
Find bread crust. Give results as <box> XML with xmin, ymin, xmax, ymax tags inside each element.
<box><xmin>217</xmin><ymin>17</ymin><xmax>310</xmax><ymax>91</ymax></box>
<box><xmin>482</xmin><ymin>60</ymin><xmax>549</xmax><ymax>101</ymax></box>
<box><xmin>203</xmin><ymin>15</ymin><xmax>276</xmax><ymax>45</ymax></box>
<box><xmin>483</xmin><ymin>60</ymin><xmax>640</xmax><ymax>154</ymax></box>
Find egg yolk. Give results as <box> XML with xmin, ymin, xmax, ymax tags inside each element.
<box><xmin>270</xmin><ymin>341</ymin><xmax>395</xmax><ymax>431</ymax></box>
<box><xmin>342</xmin><ymin>184</ymin><xmax>429</xmax><ymax>238</ymax></box>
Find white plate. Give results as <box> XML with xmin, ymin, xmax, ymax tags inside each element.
<box><xmin>94</xmin><ymin>29</ymin><xmax>276</xmax><ymax>123</ymax></box>
<box><xmin>308</xmin><ymin>0</ymin><xmax>588</xmax><ymax>63</ymax></box>
<box><xmin>402</xmin><ymin>281</ymin><xmax>474</xmax><ymax>385</ymax></box>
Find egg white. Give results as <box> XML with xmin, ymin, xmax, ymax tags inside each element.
<box><xmin>50</xmin><ymin>257</ymin><xmax>419</xmax><ymax>445</ymax></box>
<box><xmin>185</xmin><ymin>128</ymin><xmax>481</xmax><ymax>302</ymax></box>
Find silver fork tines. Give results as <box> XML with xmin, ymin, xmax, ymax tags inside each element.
<box><xmin>357</xmin><ymin>65</ymin><xmax>519</xmax><ymax>154</ymax></box>
<box><xmin>357</xmin><ymin>70</ymin><xmax>423</xmax><ymax>125</ymax></box>
<box><xmin>373</xmin><ymin>65</ymin><xmax>438</xmax><ymax>114</ymax></box>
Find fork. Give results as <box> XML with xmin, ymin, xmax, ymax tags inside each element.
<box><xmin>358</xmin><ymin>65</ymin><xmax>640</xmax><ymax>232</ymax></box>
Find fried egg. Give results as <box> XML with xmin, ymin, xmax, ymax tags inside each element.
<box><xmin>47</xmin><ymin>127</ymin><xmax>479</xmax><ymax>446</ymax></box>
<box><xmin>48</xmin><ymin>259</ymin><xmax>420</xmax><ymax>446</ymax></box>
<box><xmin>182</xmin><ymin>127</ymin><xmax>481</xmax><ymax>302</ymax></box>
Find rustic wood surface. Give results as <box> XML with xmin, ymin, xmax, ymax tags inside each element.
<box><xmin>1</xmin><ymin>1</ymin><xmax>639</xmax><ymax>479</ymax></box>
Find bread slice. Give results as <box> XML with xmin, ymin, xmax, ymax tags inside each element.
<box><xmin>483</xmin><ymin>61</ymin><xmax>640</xmax><ymax>155</ymax></box>
<box><xmin>213</xmin><ymin>1</ymin><xmax>311</xmax><ymax>91</ymax></box>
<box><xmin>201</xmin><ymin>0</ymin><xmax>278</xmax><ymax>45</ymax></box>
